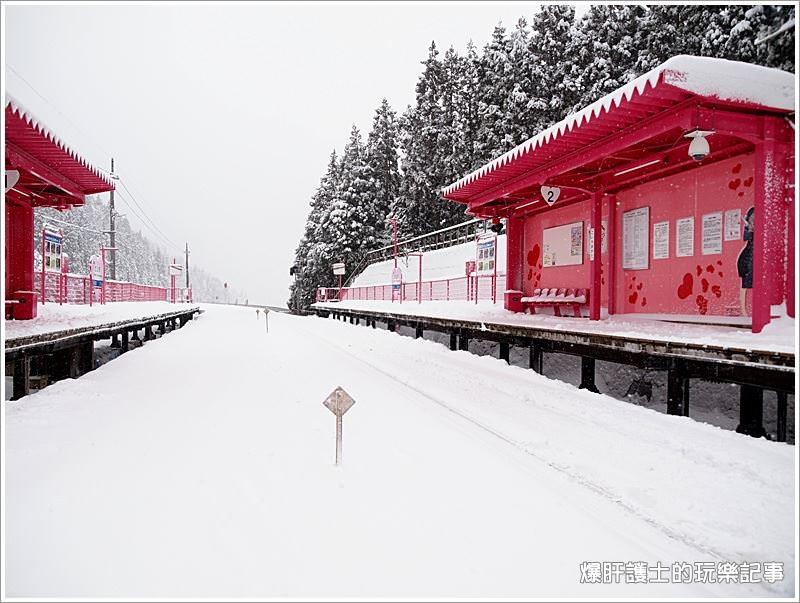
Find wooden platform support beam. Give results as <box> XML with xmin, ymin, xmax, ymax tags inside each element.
<box><xmin>459</xmin><ymin>331</ymin><xmax>469</xmax><ymax>351</ymax></box>
<box><xmin>12</xmin><ymin>356</ymin><xmax>31</xmax><ymax>400</ymax></box>
<box><xmin>667</xmin><ymin>361</ymin><xmax>686</xmax><ymax>416</ymax></box>
<box><xmin>121</xmin><ymin>330</ymin><xmax>129</xmax><ymax>352</ymax></box>
<box><xmin>776</xmin><ymin>391</ymin><xmax>788</xmax><ymax>443</ymax></box>
<box><xmin>579</xmin><ymin>357</ymin><xmax>599</xmax><ymax>393</ymax></box>
<box><xmin>449</xmin><ymin>332</ymin><xmax>458</xmax><ymax>351</ymax></box>
<box><xmin>529</xmin><ymin>343</ymin><xmax>543</xmax><ymax>374</ymax></box>
<box><xmin>737</xmin><ymin>385</ymin><xmax>767</xmax><ymax>438</ymax></box>
<box><xmin>499</xmin><ymin>342</ymin><xmax>510</xmax><ymax>363</ymax></box>
<box><xmin>415</xmin><ymin>324</ymin><xmax>423</xmax><ymax>339</ymax></box>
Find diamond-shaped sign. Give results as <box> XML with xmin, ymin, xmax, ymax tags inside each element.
<box><xmin>323</xmin><ymin>386</ymin><xmax>356</xmax><ymax>417</ymax></box>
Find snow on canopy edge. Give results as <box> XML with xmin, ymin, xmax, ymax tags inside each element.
<box><xmin>5</xmin><ymin>93</ymin><xmax>114</xmax><ymax>189</ymax></box>
<box><xmin>442</xmin><ymin>55</ymin><xmax>795</xmax><ymax>197</ymax></box>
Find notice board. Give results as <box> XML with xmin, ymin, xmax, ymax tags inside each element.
<box><xmin>542</xmin><ymin>221</ymin><xmax>584</xmax><ymax>268</ymax></box>
<box><xmin>622</xmin><ymin>206</ymin><xmax>650</xmax><ymax>270</ymax></box>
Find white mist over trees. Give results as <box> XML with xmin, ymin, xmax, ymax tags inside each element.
<box><xmin>289</xmin><ymin>4</ymin><xmax>795</xmax><ymax>311</ymax></box>
<box><xmin>33</xmin><ymin>197</ymin><xmax>244</xmax><ymax>304</ymax></box>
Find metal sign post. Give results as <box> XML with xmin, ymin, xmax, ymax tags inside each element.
<box><xmin>323</xmin><ymin>386</ymin><xmax>356</xmax><ymax>465</ymax></box>
<box><xmin>332</xmin><ymin>262</ymin><xmax>345</xmax><ymax>301</ymax></box>
<box><xmin>264</xmin><ymin>308</ymin><xmax>270</xmax><ymax>333</ymax></box>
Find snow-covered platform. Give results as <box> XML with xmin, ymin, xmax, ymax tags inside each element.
<box><xmin>313</xmin><ymin>301</ymin><xmax>794</xmax><ymax>440</ymax></box>
<box><xmin>4</xmin><ymin>306</ymin><xmax>794</xmax><ymax>597</ymax></box>
<box><xmin>5</xmin><ymin>302</ymin><xmax>201</xmax><ymax>400</ymax></box>
<box><xmin>312</xmin><ymin>300</ymin><xmax>794</xmax><ymax>363</ymax></box>
<box><xmin>314</xmin><ymin>300</ymin><xmax>796</xmax><ymax>355</ymax></box>
<box><xmin>4</xmin><ymin>301</ymin><xmax>200</xmax><ymax>347</ymax></box>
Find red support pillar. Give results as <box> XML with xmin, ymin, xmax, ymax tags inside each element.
<box><xmin>606</xmin><ymin>194</ymin><xmax>617</xmax><ymax>315</ymax></box>
<box><xmin>752</xmin><ymin>120</ymin><xmax>782</xmax><ymax>333</ymax></box>
<box><xmin>590</xmin><ymin>190</ymin><xmax>603</xmax><ymax>320</ymax></box>
<box><xmin>504</xmin><ymin>216</ymin><xmax>524</xmax><ymax>309</ymax></box>
<box><xmin>786</xmin><ymin>150</ymin><xmax>795</xmax><ymax>318</ymax></box>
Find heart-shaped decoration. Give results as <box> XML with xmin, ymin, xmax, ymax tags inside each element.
<box><xmin>5</xmin><ymin>169</ymin><xmax>20</xmax><ymax>192</ymax></box>
<box><xmin>540</xmin><ymin>186</ymin><xmax>561</xmax><ymax>206</ymax></box>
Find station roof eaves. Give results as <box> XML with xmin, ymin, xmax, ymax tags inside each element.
<box><xmin>5</xmin><ymin>94</ymin><xmax>115</xmax><ymax>195</ymax></box>
<box><xmin>442</xmin><ymin>55</ymin><xmax>795</xmax><ymax>201</ymax></box>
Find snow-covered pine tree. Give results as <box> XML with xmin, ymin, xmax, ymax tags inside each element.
<box><xmin>476</xmin><ymin>23</ymin><xmax>514</xmax><ymax>161</ymax></box>
<box><xmin>365</xmin><ymin>98</ymin><xmax>400</xmax><ymax>247</ymax></box>
<box><xmin>527</xmin><ymin>4</ymin><xmax>576</xmax><ymax>126</ymax></box>
<box><xmin>289</xmin><ymin>150</ymin><xmax>341</xmax><ymax>311</ymax></box>
<box><xmin>395</xmin><ymin>42</ymin><xmax>458</xmax><ymax>238</ymax></box>
<box><xmin>564</xmin><ymin>4</ymin><xmax>648</xmax><ymax>112</ymax></box>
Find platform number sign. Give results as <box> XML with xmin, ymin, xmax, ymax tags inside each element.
<box><xmin>541</xmin><ymin>186</ymin><xmax>561</xmax><ymax>206</ymax></box>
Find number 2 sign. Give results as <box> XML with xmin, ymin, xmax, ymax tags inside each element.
<box><xmin>541</xmin><ymin>186</ymin><xmax>561</xmax><ymax>206</ymax></box>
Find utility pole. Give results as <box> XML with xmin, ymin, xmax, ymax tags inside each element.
<box><xmin>109</xmin><ymin>158</ymin><xmax>116</xmax><ymax>280</ymax></box>
<box><xmin>184</xmin><ymin>242</ymin><xmax>190</xmax><ymax>289</ymax></box>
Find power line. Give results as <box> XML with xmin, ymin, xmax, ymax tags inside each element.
<box><xmin>114</xmin><ymin>189</ymin><xmax>181</xmax><ymax>254</ymax></box>
<box><xmin>116</xmin><ymin>179</ymin><xmax>181</xmax><ymax>252</ymax></box>
<box><xmin>7</xmin><ymin>64</ymin><xmax>186</xmax><ymax>258</ymax></box>
<box><xmin>6</xmin><ymin>64</ymin><xmax>114</xmax><ymax>162</ymax></box>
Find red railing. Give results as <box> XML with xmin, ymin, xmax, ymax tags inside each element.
<box><xmin>34</xmin><ymin>272</ymin><xmax>189</xmax><ymax>305</ymax></box>
<box><xmin>316</xmin><ymin>274</ymin><xmax>499</xmax><ymax>304</ymax></box>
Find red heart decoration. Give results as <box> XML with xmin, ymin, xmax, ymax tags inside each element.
<box><xmin>677</xmin><ymin>273</ymin><xmax>693</xmax><ymax>299</ymax></box>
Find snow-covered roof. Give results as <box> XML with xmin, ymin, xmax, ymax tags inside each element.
<box><xmin>443</xmin><ymin>55</ymin><xmax>795</xmax><ymax>197</ymax></box>
<box><xmin>5</xmin><ymin>93</ymin><xmax>115</xmax><ymax>191</ymax></box>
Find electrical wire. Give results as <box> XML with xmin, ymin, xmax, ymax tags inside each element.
<box><xmin>6</xmin><ymin>64</ymin><xmax>114</xmax><ymax>163</ymax></box>
<box><xmin>7</xmin><ymin>64</ymin><xmax>184</xmax><ymax>255</ymax></box>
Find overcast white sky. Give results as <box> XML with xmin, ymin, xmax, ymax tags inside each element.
<box><xmin>5</xmin><ymin>2</ymin><xmax>587</xmax><ymax>306</ymax></box>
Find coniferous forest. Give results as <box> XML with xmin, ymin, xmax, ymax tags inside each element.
<box><xmin>289</xmin><ymin>4</ymin><xmax>795</xmax><ymax>311</ymax></box>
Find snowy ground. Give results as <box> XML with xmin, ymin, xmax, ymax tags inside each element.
<box><xmin>4</xmin><ymin>305</ymin><xmax>795</xmax><ymax>597</ymax></box>
<box><xmin>315</xmin><ymin>299</ymin><xmax>796</xmax><ymax>355</ymax></box>
<box><xmin>4</xmin><ymin>301</ymin><xmax>199</xmax><ymax>341</ymax></box>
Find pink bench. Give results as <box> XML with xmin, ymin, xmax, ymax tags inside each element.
<box><xmin>521</xmin><ymin>287</ymin><xmax>590</xmax><ymax>317</ymax></box>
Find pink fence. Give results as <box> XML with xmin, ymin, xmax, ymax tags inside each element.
<box><xmin>317</xmin><ymin>275</ymin><xmax>498</xmax><ymax>304</ymax></box>
<box><xmin>35</xmin><ymin>272</ymin><xmax>175</xmax><ymax>304</ymax></box>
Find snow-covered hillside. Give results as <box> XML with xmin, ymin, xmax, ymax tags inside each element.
<box><xmin>351</xmin><ymin>234</ymin><xmax>507</xmax><ymax>286</ymax></box>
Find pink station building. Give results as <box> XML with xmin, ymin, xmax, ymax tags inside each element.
<box><xmin>442</xmin><ymin>56</ymin><xmax>795</xmax><ymax>334</ymax></box>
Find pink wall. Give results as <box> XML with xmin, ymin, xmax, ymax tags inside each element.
<box><xmin>521</xmin><ymin>197</ymin><xmax>610</xmax><ymax>307</ymax></box>
<box><xmin>521</xmin><ymin>154</ymin><xmax>761</xmax><ymax>317</ymax></box>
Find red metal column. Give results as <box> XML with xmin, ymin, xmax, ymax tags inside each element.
<box><xmin>505</xmin><ymin>217</ymin><xmax>523</xmax><ymax>297</ymax></box>
<box><xmin>590</xmin><ymin>191</ymin><xmax>603</xmax><ymax>320</ymax></box>
<box><xmin>606</xmin><ymin>194</ymin><xmax>617</xmax><ymax>315</ymax></box>
<box><xmin>752</xmin><ymin>120</ymin><xmax>781</xmax><ymax>333</ymax></box>
<box><xmin>786</xmin><ymin>147</ymin><xmax>796</xmax><ymax>318</ymax></box>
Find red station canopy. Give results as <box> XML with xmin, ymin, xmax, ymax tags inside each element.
<box><xmin>5</xmin><ymin>95</ymin><xmax>115</xmax><ymax>207</ymax></box>
<box><xmin>442</xmin><ymin>56</ymin><xmax>795</xmax><ymax>218</ymax></box>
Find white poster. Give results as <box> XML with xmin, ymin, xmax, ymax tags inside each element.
<box><xmin>589</xmin><ymin>220</ymin><xmax>608</xmax><ymax>260</ymax></box>
<box><xmin>622</xmin><ymin>207</ymin><xmax>649</xmax><ymax>270</ymax></box>
<box><xmin>676</xmin><ymin>217</ymin><xmax>694</xmax><ymax>258</ymax></box>
<box><xmin>653</xmin><ymin>221</ymin><xmax>669</xmax><ymax>260</ymax></box>
<box><xmin>702</xmin><ymin>212</ymin><xmax>723</xmax><ymax>255</ymax></box>
<box><xmin>542</xmin><ymin>221</ymin><xmax>583</xmax><ymax>268</ymax></box>
<box><xmin>724</xmin><ymin>208</ymin><xmax>741</xmax><ymax>241</ymax></box>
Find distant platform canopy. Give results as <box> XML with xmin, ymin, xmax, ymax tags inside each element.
<box><xmin>442</xmin><ymin>55</ymin><xmax>795</xmax><ymax>216</ymax></box>
<box><xmin>5</xmin><ymin>94</ymin><xmax>116</xmax><ymax>320</ymax></box>
<box><xmin>5</xmin><ymin>95</ymin><xmax>114</xmax><ymax>208</ymax></box>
